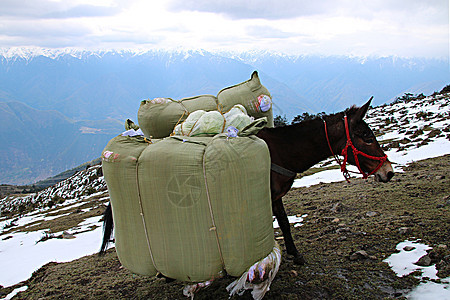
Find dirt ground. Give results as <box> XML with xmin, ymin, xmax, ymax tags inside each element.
<box><xmin>3</xmin><ymin>155</ymin><xmax>449</xmax><ymax>300</ymax></box>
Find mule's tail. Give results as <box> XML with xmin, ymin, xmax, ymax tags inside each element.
<box><xmin>99</xmin><ymin>202</ymin><xmax>114</xmax><ymax>255</ymax></box>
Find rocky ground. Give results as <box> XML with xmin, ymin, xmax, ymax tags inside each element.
<box><xmin>2</xmin><ymin>154</ymin><xmax>448</xmax><ymax>300</ymax></box>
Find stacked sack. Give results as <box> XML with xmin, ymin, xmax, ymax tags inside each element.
<box><xmin>138</xmin><ymin>71</ymin><xmax>273</xmax><ymax>138</ymax></box>
<box><xmin>102</xmin><ymin>72</ymin><xmax>280</xmax><ymax>299</ymax></box>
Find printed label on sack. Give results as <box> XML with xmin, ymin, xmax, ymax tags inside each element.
<box><xmin>102</xmin><ymin>150</ymin><xmax>120</xmax><ymax>162</ymax></box>
<box><xmin>226</xmin><ymin>126</ymin><xmax>239</xmax><ymax>138</ymax></box>
<box><xmin>257</xmin><ymin>94</ymin><xmax>272</xmax><ymax>112</ymax></box>
<box><xmin>167</xmin><ymin>175</ymin><xmax>202</xmax><ymax>207</ymax></box>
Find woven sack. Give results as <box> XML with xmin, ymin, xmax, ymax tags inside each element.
<box><xmin>102</xmin><ymin>121</ymin><xmax>274</xmax><ymax>282</ymax></box>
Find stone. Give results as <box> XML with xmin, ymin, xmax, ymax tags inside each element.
<box><xmin>403</xmin><ymin>246</ymin><xmax>416</xmax><ymax>251</ymax></box>
<box><xmin>366</xmin><ymin>211</ymin><xmax>378</xmax><ymax>217</ymax></box>
<box><xmin>415</xmin><ymin>255</ymin><xmax>432</xmax><ymax>267</ymax></box>
<box><xmin>62</xmin><ymin>231</ymin><xmax>76</xmax><ymax>239</ymax></box>
<box><xmin>349</xmin><ymin>250</ymin><xmax>369</xmax><ymax>261</ymax></box>
<box><xmin>437</xmin><ymin>244</ymin><xmax>448</xmax><ymax>250</ymax></box>
<box><xmin>336</xmin><ymin>227</ymin><xmax>351</xmax><ymax>234</ymax></box>
<box><xmin>398</xmin><ymin>227</ymin><xmax>410</xmax><ymax>235</ymax></box>
<box><xmin>289</xmin><ymin>270</ymin><xmax>298</xmax><ymax>277</ymax></box>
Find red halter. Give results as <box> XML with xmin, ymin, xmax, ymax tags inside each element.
<box><xmin>323</xmin><ymin>115</ymin><xmax>387</xmax><ymax>182</ymax></box>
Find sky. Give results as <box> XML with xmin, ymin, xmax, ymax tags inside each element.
<box><xmin>0</xmin><ymin>0</ymin><xmax>448</xmax><ymax>58</ymax></box>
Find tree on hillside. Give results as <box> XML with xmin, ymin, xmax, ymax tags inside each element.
<box><xmin>291</xmin><ymin>112</ymin><xmax>325</xmax><ymax>124</ymax></box>
<box><xmin>274</xmin><ymin>115</ymin><xmax>288</xmax><ymax>127</ymax></box>
<box><xmin>440</xmin><ymin>84</ymin><xmax>450</xmax><ymax>94</ymax></box>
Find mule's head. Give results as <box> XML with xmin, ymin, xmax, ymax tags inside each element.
<box><xmin>345</xmin><ymin>98</ymin><xmax>394</xmax><ymax>182</ymax></box>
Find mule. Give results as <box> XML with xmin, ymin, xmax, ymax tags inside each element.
<box><xmin>256</xmin><ymin>97</ymin><xmax>393</xmax><ymax>264</ymax></box>
<box><xmin>100</xmin><ymin>98</ymin><xmax>394</xmax><ymax>266</ymax></box>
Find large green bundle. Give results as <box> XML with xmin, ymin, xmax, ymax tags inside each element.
<box><xmin>102</xmin><ymin>124</ymin><xmax>275</xmax><ymax>282</ymax></box>
<box><xmin>138</xmin><ymin>95</ymin><xmax>218</xmax><ymax>139</ymax></box>
<box><xmin>138</xmin><ymin>71</ymin><xmax>273</xmax><ymax>138</ymax></box>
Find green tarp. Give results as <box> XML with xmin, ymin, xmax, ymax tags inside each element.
<box><xmin>102</xmin><ymin>123</ymin><xmax>274</xmax><ymax>282</ymax></box>
<box><xmin>138</xmin><ymin>71</ymin><xmax>273</xmax><ymax>138</ymax></box>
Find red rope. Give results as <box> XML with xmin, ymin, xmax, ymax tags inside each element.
<box><xmin>323</xmin><ymin>115</ymin><xmax>387</xmax><ymax>181</ymax></box>
<box><xmin>323</xmin><ymin>119</ymin><xmax>351</xmax><ymax>182</ymax></box>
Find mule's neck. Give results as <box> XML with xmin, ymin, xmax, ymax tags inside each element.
<box><xmin>258</xmin><ymin>114</ymin><xmax>346</xmax><ymax>174</ymax></box>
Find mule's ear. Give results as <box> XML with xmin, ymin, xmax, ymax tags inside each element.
<box><xmin>353</xmin><ymin>96</ymin><xmax>373</xmax><ymax>121</ymax></box>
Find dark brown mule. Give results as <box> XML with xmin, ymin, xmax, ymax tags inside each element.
<box><xmin>256</xmin><ymin>98</ymin><xmax>394</xmax><ymax>264</ymax></box>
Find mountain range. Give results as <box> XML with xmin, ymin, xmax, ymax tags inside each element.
<box><xmin>0</xmin><ymin>48</ymin><xmax>448</xmax><ymax>184</ymax></box>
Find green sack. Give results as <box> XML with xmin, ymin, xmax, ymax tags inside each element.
<box><xmin>137</xmin><ymin>71</ymin><xmax>273</xmax><ymax>139</ymax></box>
<box><xmin>101</xmin><ymin>135</ymin><xmax>157</xmax><ymax>276</ymax></box>
<box><xmin>138</xmin><ymin>95</ymin><xmax>218</xmax><ymax>139</ymax></box>
<box><xmin>217</xmin><ymin>71</ymin><xmax>273</xmax><ymax>126</ymax></box>
<box><xmin>102</xmin><ymin>130</ymin><xmax>274</xmax><ymax>282</ymax></box>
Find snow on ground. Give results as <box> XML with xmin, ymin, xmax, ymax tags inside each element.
<box><xmin>384</xmin><ymin>240</ymin><xmax>450</xmax><ymax>299</ymax></box>
<box><xmin>386</xmin><ymin>137</ymin><xmax>450</xmax><ymax>166</ymax></box>
<box><xmin>0</xmin><ymin>215</ymin><xmax>103</xmax><ymax>288</ymax></box>
<box><xmin>2</xmin><ymin>286</ymin><xmax>28</xmax><ymax>300</ymax></box>
<box><xmin>273</xmin><ymin>214</ymin><xmax>308</xmax><ymax>229</ymax></box>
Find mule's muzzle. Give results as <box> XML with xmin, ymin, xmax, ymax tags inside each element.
<box><xmin>374</xmin><ymin>161</ymin><xmax>394</xmax><ymax>182</ymax></box>
<box><xmin>387</xmin><ymin>171</ymin><xmax>394</xmax><ymax>181</ymax></box>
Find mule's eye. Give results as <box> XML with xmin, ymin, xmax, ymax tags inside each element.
<box><xmin>362</xmin><ymin>132</ymin><xmax>374</xmax><ymax>144</ymax></box>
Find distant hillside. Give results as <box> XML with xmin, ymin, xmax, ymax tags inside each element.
<box><xmin>0</xmin><ymin>102</ymin><xmax>121</xmax><ymax>185</ymax></box>
<box><xmin>233</xmin><ymin>53</ymin><xmax>449</xmax><ymax>113</ymax></box>
<box><xmin>1</xmin><ymin>49</ymin><xmax>448</xmax><ymax>120</ymax></box>
<box><xmin>33</xmin><ymin>157</ymin><xmax>102</xmax><ymax>189</ymax></box>
<box><xmin>0</xmin><ymin>50</ymin><xmax>310</xmax><ymax>121</ymax></box>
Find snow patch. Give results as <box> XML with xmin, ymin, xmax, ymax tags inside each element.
<box><xmin>273</xmin><ymin>214</ymin><xmax>307</xmax><ymax>228</ymax></box>
<box><xmin>1</xmin><ymin>286</ymin><xmax>28</xmax><ymax>300</ymax></box>
<box><xmin>384</xmin><ymin>240</ymin><xmax>450</xmax><ymax>299</ymax></box>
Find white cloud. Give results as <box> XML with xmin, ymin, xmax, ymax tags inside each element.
<box><xmin>166</xmin><ymin>0</ymin><xmax>332</xmax><ymax>20</ymax></box>
<box><xmin>0</xmin><ymin>0</ymin><xmax>125</xmax><ymax>18</ymax></box>
<box><xmin>0</xmin><ymin>0</ymin><xmax>448</xmax><ymax>58</ymax></box>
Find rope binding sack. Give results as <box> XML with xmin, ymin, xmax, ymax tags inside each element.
<box><xmin>102</xmin><ymin>118</ymin><xmax>280</xmax><ymax>299</ymax></box>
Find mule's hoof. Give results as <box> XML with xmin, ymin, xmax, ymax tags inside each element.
<box><xmin>157</xmin><ymin>272</ymin><xmax>176</xmax><ymax>283</ymax></box>
<box><xmin>164</xmin><ymin>277</ymin><xmax>176</xmax><ymax>283</ymax></box>
<box><xmin>293</xmin><ymin>254</ymin><xmax>306</xmax><ymax>265</ymax></box>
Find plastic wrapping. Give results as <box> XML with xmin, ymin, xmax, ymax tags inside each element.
<box><xmin>190</xmin><ymin>111</ymin><xmax>224</xmax><ymax>136</ymax></box>
<box><xmin>175</xmin><ymin>110</ymin><xmax>206</xmax><ymax>135</ymax></box>
<box><xmin>226</xmin><ymin>243</ymin><xmax>282</xmax><ymax>300</ymax></box>
<box><xmin>223</xmin><ymin>104</ymin><xmax>253</xmax><ymax>132</ymax></box>
<box><xmin>148</xmin><ymin>97</ymin><xmax>172</xmax><ymax>104</ymax></box>
<box><xmin>173</xmin><ymin>105</ymin><xmax>254</xmax><ymax>137</ymax></box>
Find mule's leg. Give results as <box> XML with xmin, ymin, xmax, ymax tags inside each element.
<box><xmin>99</xmin><ymin>203</ymin><xmax>114</xmax><ymax>255</ymax></box>
<box><xmin>272</xmin><ymin>200</ymin><xmax>306</xmax><ymax>265</ymax></box>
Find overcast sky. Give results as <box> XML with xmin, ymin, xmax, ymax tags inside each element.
<box><xmin>0</xmin><ymin>0</ymin><xmax>448</xmax><ymax>58</ymax></box>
